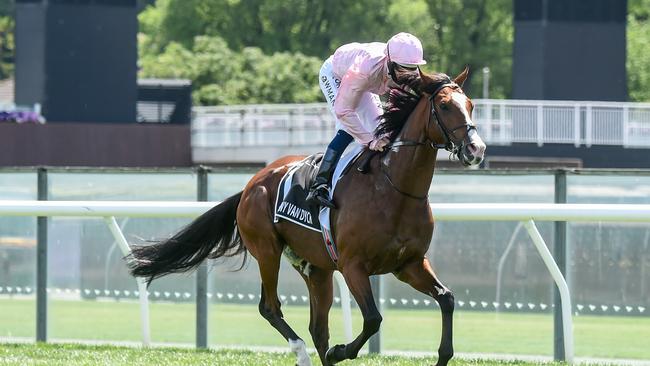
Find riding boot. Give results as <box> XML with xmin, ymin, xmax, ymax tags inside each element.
<box><xmin>306</xmin><ymin>148</ymin><xmax>342</xmax><ymax>209</ymax></box>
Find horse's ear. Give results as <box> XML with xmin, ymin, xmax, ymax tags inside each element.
<box><xmin>453</xmin><ymin>65</ymin><xmax>470</xmax><ymax>88</ymax></box>
<box><xmin>417</xmin><ymin>70</ymin><xmax>436</xmax><ymax>94</ymax></box>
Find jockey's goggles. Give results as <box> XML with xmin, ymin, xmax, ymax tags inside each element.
<box><xmin>389</xmin><ymin>62</ymin><xmax>420</xmax><ymax>82</ymax></box>
<box><xmin>394</xmin><ymin>63</ymin><xmax>419</xmax><ymax>71</ymax></box>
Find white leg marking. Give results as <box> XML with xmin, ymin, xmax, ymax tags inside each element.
<box><xmin>434</xmin><ymin>285</ymin><xmax>449</xmax><ymax>296</ymax></box>
<box><xmin>289</xmin><ymin>339</ymin><xmax>312</xmax><ymax>366</ymax></box>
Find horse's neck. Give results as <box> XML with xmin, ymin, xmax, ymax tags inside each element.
<box><xmin>382</xmin><ymin>103</ymin><xmax>438</xmax><ymax>200</ymax></box>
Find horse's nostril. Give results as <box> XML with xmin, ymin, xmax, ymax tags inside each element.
<box><xmin>466</xmin><ymin>142</ymin><xmax>485</xmax><ymax>156</ymax></box>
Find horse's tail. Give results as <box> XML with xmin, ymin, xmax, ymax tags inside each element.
<box><xmin>128</xmin><ymin>191</ymin><xmax>245</xmax><ymax>285</ymax></box>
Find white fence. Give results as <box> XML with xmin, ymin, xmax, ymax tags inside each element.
<box><xmin>3</xmin><ymin>200</ymin><xmax>650</xmax><ymax>363</ymax></box>
<box><xmin>192</xmin><ymin>100</ymin><xmax>650</xmax><ymax>148</ymax></box>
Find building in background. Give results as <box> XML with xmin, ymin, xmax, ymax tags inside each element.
<box><xmin>15</xmin><ymin>0</ymin><xmax>138</xmax><ymax>123</ymax></box>
<box><xmin>512</xmin><ymin>0</ymin><xmax>627</xmax><ymax>101</ymax></box>
<box><xmin>2</xmin><ymin>0</ymin><xmax>191</xmax><ymax>167</ymax></box>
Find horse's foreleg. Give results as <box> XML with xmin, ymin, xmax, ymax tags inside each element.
<box><xmin>396</xmin><ymin>258</ymin><xmax>454</xmax><ymax>366</ymax></box>
<box><xmin>326</xmin><ymin>264</ymin><xmax>382</xmax><ymax>365</ymax></box>
<box><xmin>299</xmin><ymin>267</ymin><xmax>334</xmax><ymax>365</ymax></box>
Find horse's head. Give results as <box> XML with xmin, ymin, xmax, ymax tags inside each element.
<box><xmin>377</xmin><ymin>67</ymin><xmax>487</xmax><ymax>167</ymax></box>
<box><xmin>421</xmin><ymin>67</ymin><xmax>486</xmax><ymax>166</ymax></box>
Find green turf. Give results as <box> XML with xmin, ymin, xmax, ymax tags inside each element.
<box><xmin>0</xmin><ymin>343</ymin><xmax>568</xmax><ymax>366</ymax></box>
<box><xmin>1</xmin><ymin>298</ymin><xmax>649</xmax><ymax>360</ymax></box>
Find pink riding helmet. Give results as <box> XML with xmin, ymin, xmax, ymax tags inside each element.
<box><xmin>386</xmin><ymin>32</ymin><xmax>427</xmax><ymax>66</ymax></box>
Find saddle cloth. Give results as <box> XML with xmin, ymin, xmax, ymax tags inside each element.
<box><xmin>273</xmin><ymin>154</ymin><xmax>323</xmax><ymax>232</ymax></box>
<box><xmin>274</xmin><ymin>143</ymin><xmax>364</xmax><ymax>261</ymax></box>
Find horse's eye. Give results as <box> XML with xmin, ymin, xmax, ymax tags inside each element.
<box><xmin>440</xmin><ymin>103</ymin><xmax>449</xmax><ymax>111</ymax></box>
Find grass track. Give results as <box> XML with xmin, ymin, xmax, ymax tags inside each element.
<box><xmin>1</xmin><ymin>299</ymin><xmax>649</xmax><ymax>360</ymax></box>
<box><xmin>0</xmin><ymin>343</ymin><xmax>570</xmax><ymax>366</ymax></box>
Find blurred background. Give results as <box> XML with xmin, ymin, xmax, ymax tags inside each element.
<box><xmin>0</xmin><ymin>0</ymin><xmax>649</xmax><ymax>364</ymax></box>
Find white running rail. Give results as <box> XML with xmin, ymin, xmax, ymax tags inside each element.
<box><xmin>3</xmin><ymin>201</ymin><xmax>650</xmax><ymax>362</ymax></box>
<box><xmin>193</xmin><ymin>100</ymin><xmax>650</xmax><ymax>148</ymax></box>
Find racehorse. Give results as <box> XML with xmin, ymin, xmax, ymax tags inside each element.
<box><xmin>128</xmin><ymin>67</ymin><xmax>486</xmax><ymax>366</ymax></box>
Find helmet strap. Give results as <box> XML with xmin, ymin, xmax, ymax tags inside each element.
<box><xmin>387</xmin><ymin>46</ymin><xmax>399</xmax><ymax>82</ymax></box>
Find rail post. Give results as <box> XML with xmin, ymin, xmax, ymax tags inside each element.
<box><xmin>554</xmin><ymin>169</ymin><xmax>568</xmax><ymax>361</ymax></box>
<box><xmin>196</xmin><ymin>166</ymin><xmax>210</xmax><ymax>348</ymax></box>
<box><xmin>36</xmin><ymin>167</ymin><xmax>48</xmax><ymax>342</ymax></box>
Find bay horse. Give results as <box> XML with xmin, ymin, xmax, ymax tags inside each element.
<box><xmin>128</xmin><ymin>67</ymin><xmax>486</xmax><ymax>366</ymax></box>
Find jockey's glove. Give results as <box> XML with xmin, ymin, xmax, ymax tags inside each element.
<box><xmin>369</xmin><ymin>136</ymin><xmax>390</xmax><ymax>152</ymax></box>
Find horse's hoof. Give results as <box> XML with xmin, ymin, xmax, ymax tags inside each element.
<box><xmin>325</xmin><ymin>344</ymin><xmax>346</xmax><ymax>365</ymax></box>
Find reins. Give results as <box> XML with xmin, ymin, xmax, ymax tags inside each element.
<box><xmin>379</xmin><ymin>162</ymin><xmax>428</xmax><ymax>200</ymax></box>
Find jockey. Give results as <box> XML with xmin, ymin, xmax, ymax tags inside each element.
<box><xmin>306</xmin><ymin>32</ymin><xmax>426</xmax><ymax>209</ymax></box>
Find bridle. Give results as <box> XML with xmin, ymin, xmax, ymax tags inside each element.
<box><xmin>389</xmin><ymin>80</ymin><xmax>476</xmax><ymax>154</ymax></box>
<box><xmin>380</xmin><ymin>80</ymin><xmax>477</xmax><ymax>200</ymax></box>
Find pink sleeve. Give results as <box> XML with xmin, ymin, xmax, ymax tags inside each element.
<box><xmin>333</xmin><ymin>70</ymin><xmax>375</xmax><ymax>144</ymax></box>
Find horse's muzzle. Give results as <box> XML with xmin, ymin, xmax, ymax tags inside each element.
<box><xmin>459</xmin><ymin>131</ymin><xmax>486</xmax><ymax>166</ymax></box>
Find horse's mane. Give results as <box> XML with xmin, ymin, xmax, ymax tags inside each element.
<box><xmin>375</xmin><ymin>72</ymin><xmax>454</xmax><ymax>140</ymax></box>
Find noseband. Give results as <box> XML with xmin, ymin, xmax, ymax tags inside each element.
<box><xmin>381</xmin><ymin>80</ymin><xmax>477</xmax><ymax>200</ymax></box>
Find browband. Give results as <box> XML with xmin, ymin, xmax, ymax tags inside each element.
<box><xmin>429</xmin><ymin>82</ymin><xmax>459</xmax><ymax>99</ymax></box>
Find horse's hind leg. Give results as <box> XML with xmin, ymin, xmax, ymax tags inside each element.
<box><xmin>238</xmin><ymin>185</ymin><xmax>311</xmax><ymax>365</ymax></box>
<box><xmin>252</xmin><ymin>242</ymin><xmax>312</xmax><ymax>366</ymax></box>
<box><xmin>395</xmin><ymin>258</ymin><xmax>454</xmax><ymax>366</ymax></box>
<box><xmin>298</xmin><ymin>267</ymin><xmax>334</xmax><ymax>365</ymax></box>
<box><xmin>326</xmin><ymin>263</ymin><xmax>382</xmax><ymax>365</ymax></box>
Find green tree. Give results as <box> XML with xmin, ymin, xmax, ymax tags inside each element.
<box><xmin>140</xmin><ymin>0</ymin><xmax>512</xmax><ymax>99</ymax></box>
<box><xmin>0</xmin><ymin>15</ymin><xmax>13</xmax><ymax>80</ymax></box>
<box><xmin>424</xmin><ymin>0</ymin><xmax>512</xmax><ymax>98</ymax></box>
<box><xmin>0</xmin><ymin>0</ymin><xmax>14</xmax><ymax>80</ymax></box>
<box><xmin>139</xmin><ymin>35</ymin><xmax>322</xmax><ymax>105</ymax></box>
<box><xmin>139</xmin><ymin>0</ymin><xmax>392</xmax><ymax>57</ymax></box>
<box><xmin>628</xmin><ymin>0</ymin><xmax>650</xmax><ymax>101</ymax></box>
